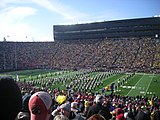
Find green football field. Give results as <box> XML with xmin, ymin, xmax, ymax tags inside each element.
<box><xmin>112</xmin><ymin>73</ymin><xmax>160</xmax><ymax>98</ymax></box>
<box><xmin>0</xmin><ymin>69</ymin><xmax>160</xmax><ymax>98</ymax></box>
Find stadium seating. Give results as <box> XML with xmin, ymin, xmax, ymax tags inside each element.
<box><xmin>0</xmin><ymin>37</ymin><xmax>159</xmax><ymax>73</ymax></box>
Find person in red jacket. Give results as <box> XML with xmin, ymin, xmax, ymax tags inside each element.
<box><xmin>115</xmin><ymin>108</ymin><xmax>125</xmax><ymax>120</ymax></box>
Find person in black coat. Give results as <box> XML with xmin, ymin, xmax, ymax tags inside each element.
<box><xmin>0</xmin><ymin>76</ymin><xmax>22</xmax><ymax>120</ymax></box>
<box><xmin>135</xmin><ymin>106</ymin><xmax>150</xmax><ymax>120</ymax></box>
<box><xmin>86</xmin><ymin>95</ymin><xmax>112</xmax><ymax>120</ymax></box>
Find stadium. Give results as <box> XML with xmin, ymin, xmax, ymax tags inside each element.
<box><xmin>0</xmin><ymin>17</ymin><xmax>160</xmax><ymax>98</ymax></box>
<box><xmin>1</xmin><ymin>0</ymin><xmax>160</xmax><ymax>119</ymax></box>
<box><xmin>1</xmin><ymin>15</ymin><xmax>160</xmax><ymax>120</ymax></box>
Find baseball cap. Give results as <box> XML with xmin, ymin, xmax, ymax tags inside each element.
<box><xmin>71</xmin><ymin>102</ymin><xmax>78</xmax><ymax>108</ymax></box>
<box><xmin>59</xmin><ymin>103</ymin><xmax>71</xmax><ymax>112</ymax></box>
<box><xmin>29</xmin><ymin>91</ymin><xmax>52</xmax><ymax>120</ymax></box>
<box><xmin>22</xmin><ymin>94</ymin><xmax>31</xmax><ymax>112</ymax></box>
<box><xmin>95</xmin><ymin>95</ymin><xmax>104</xmax><ymax>103</ymax></box>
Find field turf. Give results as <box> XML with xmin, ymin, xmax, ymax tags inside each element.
<box><xmin>0</xmin><ymin>69</ymin><xmax>160</xmax><ymax>98</ymax></box>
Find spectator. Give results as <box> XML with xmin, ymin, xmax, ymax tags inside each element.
<box><xmin>52</xmin><ymin>102</ymin><xmax>85</xmax><ymax>120</ymax></box>
<box><xmin>135</xmin><ymin>106</ymin><xmax>149</xmax><ymax>120</ymax></box>
<box><xmin>87</xmin><ymin>95</ymin><xmax>112</xmax><ymax>120</ymax></box>
<box><xmin>87</xmin><ymin>114</ymin><xmax>106</xmax><ymax>120</ymax></box>
<box><xmin>0</xmin><ymin>76</ymin><xmax>22</xmax><ymax>120</ymax></box>
<box><xmin>150</xmin><ymin>104</ymin><xmax>160</xmax><ymax>120</ymax></box>
<box><xmin>52</xmin><ymin>103</ymin><xmax>71</xmax><ymax>119</ymax></box>
<box><xmin>17</xmin><ymin>94</ymin><xmax>31</xmax><ymax>120</ymax></box>
<box><xmin>126</xmin><ymin>111</ymin><xmax>135</xmax><ymax>120</ymax></box>
<box><xmin>115</xmin><ymin>108</ymin><xmax>125</xmax><ymax>120</ymax></box>
<box><xmin>71</xmin><ymin>102</ymin><xmax>79</xmax><ymax>113</ymax></box>
<box><xmin>53</xmin><ymin>115</ymin><xmax>69</xmax><ymax>120</ymax></box>
<box><xmin>28</xmin><ymin>91</ymin><xmax>52</xmax><ymax>120</ymax></box>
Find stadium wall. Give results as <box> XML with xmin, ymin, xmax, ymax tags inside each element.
<box><xmin>53</xmin><ymin>17</ymin><xmax>160</xmax><ymax>41</ymax></box>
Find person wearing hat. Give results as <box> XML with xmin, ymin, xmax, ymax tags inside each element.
<box><xmin>17</xmin><ymin>94</ymin><xmax>31</xmax><ymax>120</ymax></box>
<box><xmin>28</xmin><ymin>91</ymin><xmax>52</xmax><ymax>120</ymax></box>
<box><xmin>0</xmin><ymin>76</ymin><xmax>22</xmax><ymax>120</ymax></box>
<box><xmin>52</xmin><ymin>102</ymin><xmax>85</xmax><ymax>120</ymax></box>
<box><xmin>53</xmin><ymin>114</ymin><xmax>69</xmax><ymax>120</ymax></box>
<box><xmin>71</xmin><ymin>102</ymin><xmax>79</xmax><ymax>113</ymax></box>
<box><xmin>86</xmin><ymin>95</ymin><xmax>112</xmax><ymax>120</ymax></box>
<box><xmin>52</xmin><ymin>103</ymin><xmax>71</xmax><ymax>119</ymax></box>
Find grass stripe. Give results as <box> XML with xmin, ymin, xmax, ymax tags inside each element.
<box><xmin>144</xmin><ymin>74</ymin><xmax>154</xmax><ymax>96</ymax></box>
<box><xmin>127</xmin><ymin>73</ymin><xmax>145</xmax><ymax>96</ymax></box>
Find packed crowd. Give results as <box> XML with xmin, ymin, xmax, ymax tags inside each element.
<box><xmin>1</xmin><ymin>76</ymin><xmax>160</xmax><ymax>120</ymax></box>
<box><xmin>0</xmin><ymin>37</ymin><xmax>160</xmax><ymax>73</ymax></box>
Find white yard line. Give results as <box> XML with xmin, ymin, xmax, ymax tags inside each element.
<box><xmin>99</xmin><ymin>74</ymin><xmax>126</xmax><ymax>90</ymax></box>
<box><xmin>107</xmin><ymin>74</ymin><xmax>127</xmax><ymax>86</ymax></box>
<box><xmin>144</xmin><ymin>73</ymin><xmax>154</xmax><ymax>96</ymax></box>
<box><xmin>127</xmin><ymin>73</ymin><xmax>145</xmax><ymax>96</ymax></box>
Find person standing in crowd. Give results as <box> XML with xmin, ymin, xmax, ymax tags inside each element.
<box><xmin>151</xmin><ymin>104</ymin><xmax>160</xmax><ymax>120</ymax></box>
<box><xmin>115</xmin><ymin>108</ymin><xmax>125</xmax><ymax>120</ymax></box>
<box><xmin>0</xmin><ymin>76</ymin><xmax>22</xmax><ymax>120</ymax></box>
<box><xmin>53</xmin><ymin>114</ymin><xmax>69</xmax><ymax>120</ymax></box>
<box><xmin>52</xmin><ymin>102</ymin><xmax>71</xmax><ymax>119</ymax></box>
<box><xmin>135</xmin><ymin>105</ymin><xmax>150</xmax><ymax>120</ymax></box>
<box><xmin>52</xmin><ymin>102</ymin><xmax>85</xmax><ymax>120</ymax></box>
<box><xmin>28</xmin><ymin>91</ymin><xmax>52</xmax><ymax>120</ymax></box>
<box><xmin>71</xmin><ymin>102</ymin><xmax>79</xmax><ymax>113</ymax></box>
<box><xmin>87</xmin><ymin>114</ymin><xmax>106</xmax><ymax>120</ymax></box>
<box><xmin>87</xmin><ymin>95</ymin><xmax>112</xmax><ymax>120</ymax></box>
<box><xmin>16</xmin><ymin>94</ymin><xmax>31</xmax><ymax>120</ymax></box>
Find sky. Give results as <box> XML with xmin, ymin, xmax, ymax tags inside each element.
<box><xmin>0</xmin><ymin>0</ymin><xmax>160</xmax><ymax>42</ymax></box>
